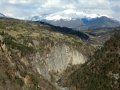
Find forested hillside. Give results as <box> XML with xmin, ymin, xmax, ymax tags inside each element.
<box><xmin>65</xmin><ymin>31</ymin><xmax>120</xmax><ymax>90</ymax></box>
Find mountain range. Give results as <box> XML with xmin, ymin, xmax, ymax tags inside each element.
<box><xmin>0</xmin><ymin>11</ymin><xmax>120</xmax><ymax>28</ymax></box>
<box><xmin>29</xmin><ymin>9</ymin><xmax>120</xmax><ymax>28</ymax></box>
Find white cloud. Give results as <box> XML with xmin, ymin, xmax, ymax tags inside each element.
<box><xmin>0</xmin><ymin>0</ymin><xmax>120</xmax><ymax>21</ymax></box>
<box><xmin>8</xmin><ymin>0</ymin><xmax>30</xmax><ymax>4</ymax></box>
<box><xmin>42</xmin><ymin>0</ymin><xmax>60</xmax><ymax>7</ymax></box>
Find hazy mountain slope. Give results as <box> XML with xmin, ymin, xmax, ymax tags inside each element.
<box><xmin>47</xmin><ymin>19</ymin><xmax>85</xmax><ymax>28</ymax></box>
<box><xmin>46</xmin><ymin>16</ymin><xmax>120</xmax><ymax>28</ymax></box>
<box><xmin>84</xmin><ymin>16</ymin><xmax>120</xmax><ymax>28</ymax></box>
<box><xmin>78</xmin><ymin>27</ymin><xmax>120</xmax><ymax>45</ymax></box>
<box><xmin>65</xmin><ymin>31</ymin><xmax>120</xmax><ymax>90</ymax></box>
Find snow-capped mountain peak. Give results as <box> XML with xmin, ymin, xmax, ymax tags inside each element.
<box><xmin>45</xmin><ymin>14</ymin><xmax>71</xmax><ymax>21</ymax></box>
<box><xmin>28</xmin><ymin>9</ymin><xmax>120</xmax><ymax>28</ymax></box>
<box><xmin>45</xmin><ymin>9</ymin><xmax>87</xmax><ymax>21</ymax></box>
<box><xmin>0</xmin><ymin>12</ymin><xmax>6</xmax><ymax>17</ymax></box>
<box><xmin>29</xmin><ymin>9</ymin><xmax>111</xmax><ymax>21</ymax></box>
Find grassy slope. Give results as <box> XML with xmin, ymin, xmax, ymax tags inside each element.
<box><xmin>65</xmin><ymin>31</ymin><xmax>120</xmax><ymax>90</ymax></box>
<box><xmin>0</xmin><ymin>18</ymin><xmax>93</xmax><ymax>57</ymax></box>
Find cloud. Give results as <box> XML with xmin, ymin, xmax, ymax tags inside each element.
<box><xmin>6</xmin><ymin>0</ymin><xmax>47</xmax><ymax>6</ymax></box>
<box><xmin>8</xmin><ymin>0</ymin><xmax>31</xmax><ymax>5</ymax></box>
<box><xmin>110</xmin><ymin>0</ymin><xmax>120</xmax><ymax>12</ymax></box>
<box><xmin>112</xmin><ymin>5</ymin><xmax>120</xmax><ymax>12</ymax></box>
<box><xmin>0</xmin><ymin>0</ymin><xmax>120</xmax><ymax>21</ymax></box>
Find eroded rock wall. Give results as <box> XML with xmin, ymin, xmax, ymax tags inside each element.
<box><xmin>27</xmin><ymin>44</ymin><xmax>87</xmax><ymax>80</ymax></box>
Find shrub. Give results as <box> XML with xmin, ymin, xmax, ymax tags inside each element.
<box><xmin>15</xmin><ymin>76</ymin><xmax>24</xmax><ymax>87</ymax></box>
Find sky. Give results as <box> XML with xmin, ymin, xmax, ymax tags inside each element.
<box><xmin>0</xmin><ymin>0</ymin><xmax>120</xmax><ymax>21</ymax></box>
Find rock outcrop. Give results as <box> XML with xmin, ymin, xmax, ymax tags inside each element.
<box><xmin>22</xmin><ymin>44</ymin><xmax>87</xmax><ymax>81</ymax></box>
<box><xmin>0</xmin><ymin>35</ymin><xmax>12</xmax><ymax>64</ymax></box>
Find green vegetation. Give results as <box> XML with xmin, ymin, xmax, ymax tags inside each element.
<box><xmin>5</xmin><ymin>71</ymin><xmax>12</xmax><ymax>80</ymax></box>
<box><xmin>65</xmin><ymin>31</ymin><xmax>120</xmax><ymax>90</ymax></box>
<box><xmin>29</xmin><ymin>74</ymin><xmax>39</xmax><ymax>85</ymax></box>
<box><xmin>15</xmin><ymin>76</ymin><xmax>24</xmax><ymax>87</ymax></box>
<box><xmin>2</xmin><ymin>78</ymin><xmax>6</xmax><ymax>86</ymax></box>
<box><xmin>0</xmin><ymin>31</ymin><xmax>34</xmax><ymax>56</ymax></box>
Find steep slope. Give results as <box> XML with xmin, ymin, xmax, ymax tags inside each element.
<box><xmin>0</xmin><ymin>33</ymin><xmax>57</xmax><ymax>90</ymax></box>
<box><xmin>65</xmin><ymin>31</ymin><xmax>120</xmax><ymax>90</ymax></box>
<box><xmin>0</xmin><ymin>18</ymin><xmax>95</xmax><ymax>90</ymax></box>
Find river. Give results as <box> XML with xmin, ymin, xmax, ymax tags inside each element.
<box><xmin>56</xmin><ymin>78</ymin><xmax>69</xmax><ymax>90</ymax></box>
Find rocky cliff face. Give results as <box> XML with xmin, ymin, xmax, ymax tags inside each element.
<box><xmin>0</xmin><ymin>35</ymin><xmax>89</xmax><ymax>82</ymax></box>
<box><xmin>0</xmin><ymin>34</ymin><xmax>90</xmax><ymax>82</ymax></box>
<box><xmin>0</xmin><ymin>35</ymin><xmax>58</xmax><ymax>90</ymax></box>
<box><xmin>21</xmin><ymin>44</ymin><xmax>87</xmax><ymax>81</ymax></box>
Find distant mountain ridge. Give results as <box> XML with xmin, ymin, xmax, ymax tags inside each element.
<box><xmin>0</xmin><ymin>12</ymin><xmax>6</xmax><ymax>18</ymax></box>
<box><xmin>29</xmin><ymin>9</ymin><xmax>120</xmax><ymax>28</ymax></box>
<box><xmin>81</xmin><ymin>16</ymin><xmax>120</xmax><ymax>28</ymax></box>
<box><xmin>0</xmin><ymin>11</ymin><xmax>120</xmax><ymax>28</ymax></box>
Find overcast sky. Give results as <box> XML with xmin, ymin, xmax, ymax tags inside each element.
<box><xmin>0</xmin><ymin>0</ymin><xmax>120</xmax><ymax>20</ymax></box>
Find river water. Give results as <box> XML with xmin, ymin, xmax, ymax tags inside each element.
<box><xmin>56</xmin><ymin>78</ymin><xmax>69</xmax><ymax>90</ymax></box>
